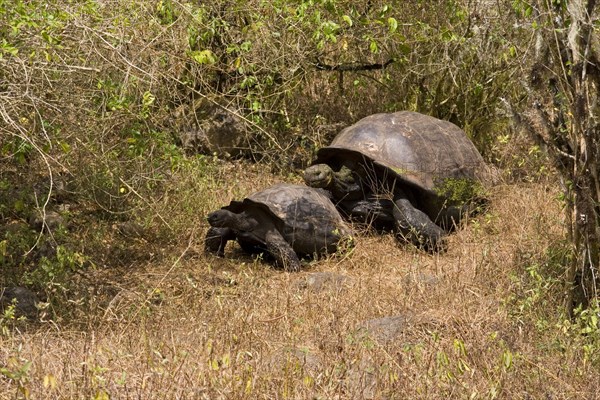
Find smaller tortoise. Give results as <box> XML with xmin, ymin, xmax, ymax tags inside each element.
<box><xmin>304</xmin><ymin>111</ymin><xmax>489</xmax><ymax>251</ymax></box>
<box><xmin>205</xmin><ymin>183</ymin><xmax>353</xmax><ymax>271</ymax></box>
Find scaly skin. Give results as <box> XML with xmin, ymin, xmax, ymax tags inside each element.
<box><xmin>206</xmin><ymin>208</ymin><xmax>302</xmax><ymax>270</ymax></box>
<box><xmin>304</xmin><ymin>164</ymin><xmax>363</xmax><ymax>201</ymax></box>
<box><xmin>265</xmin><ymin>230</ymin><xmax>301</xmax><ymax>272</ymax></box>
<box><xmin>392</xmin><ymin>198</ymin><xmax>447</xmax><ymax>251</ymax></box>
<box><xmin>205</xmin><ymin>226</ymin><xmax>236</xmax><ymax>257</ymax></box>
<box><xmin>305</xmin><ymin>162</ymin><xmax>448</xmax><ymax>252</ymax></box>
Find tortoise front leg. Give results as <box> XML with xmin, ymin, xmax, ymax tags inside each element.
<box><xmin>265</xmin><ymin>230</ymin><xmax>301</xmax><ymax>272</ymax></box>
<box><xmin>342</xmin><ymin>197</ymin><xmax>396</xmax><ymax>229</ymax></box>
<box><xmin>392</xmin><ymin>198</ymin><xmax>447</xmax><ymax>252</ymax></box>
<box><xmin>205</xmin><ymin>227</ymin><xmax>236</xmax><ymax>257</ymax></box>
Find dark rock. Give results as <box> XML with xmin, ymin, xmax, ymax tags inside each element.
<box><xmin>175</xmin><ymin>101</ymin><xmax>248</xmax><ymax>157</ymax></box>
<box><xmin>116</xmin><ymin>221</ymin><xmax>145</xmax><ymax>238</ymax></box>
<box><xmin>32</xmin><ymin>176</ymin><xmax>71</xmax><ymax>204</ymax></box>
<box><xmin>0</xmin><ymin>287</ymin><xmax>39</xmax><ymax>320</ymax></box>
<box><xmin>35</xmin><ymin>240</ymin><xmax>57</xmax><ymax>259</ymax></box>
<box><xmin>28</xmin><ymin>209</ymin><xmax>64</xmax><ymax>231</ymax></box>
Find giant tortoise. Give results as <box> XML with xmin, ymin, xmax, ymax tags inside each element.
<box><xmin>205</xmin><ymin>183</ymin><xmax>353</xmax><ymax>271</ymax></box>
<box><xmin>303</xmin><ymin>111</ymin><xmax>489</xmax><ymax>250</ymax></box>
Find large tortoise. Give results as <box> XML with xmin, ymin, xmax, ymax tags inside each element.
<box><xmin>205</xmin><ymin>183</ymin><xmax>353</xmax><ymax>271</ymax></box>
<box><xmin>303</xmin><ymin>111</ymin><xmax>489</xmax><ymax>250</ymax></box>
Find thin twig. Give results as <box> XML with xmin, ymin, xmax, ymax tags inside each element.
<box><xmin>118</xmin><ymin>178</ymin><xmax>173</xmax><ymax>232</ymax></box>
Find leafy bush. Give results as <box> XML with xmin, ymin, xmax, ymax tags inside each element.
<box><xmin>0</xmin><ymin>0</ymin><xmax>544</xmax><ymax>319</ymax></box>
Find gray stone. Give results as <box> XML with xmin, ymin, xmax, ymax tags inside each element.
<box><xmin>345</xmin><ymin>315</ymin><xmax>409</xmax><ymax>399</ymax></box>
<box><xmin>345</xmin><ymin>356</ymin><xmax>377</xmax><ymax>400</ymax></box>
<box><xmin>296</xmin><ymin>271</ymin><xmax>351</xmax><ymax>292</ymax></box>
<box><xmin>402</xmin><ymin>272</ymin><xmax>440</xmax><ymax>287</ymax></box>
<box><xmin>358</xmin><ymin>315</ymin><xmax>407</xmax><ymax>345</ymax></box>
<box><xmin>264</xmin><ymin>346</ymin><xmax>323</xmax><ymax>376</ymax></box>
<box><xmin>32</xmin><ymin>176</ymin><xmax>71</xmax><ymax>204</ymax></box>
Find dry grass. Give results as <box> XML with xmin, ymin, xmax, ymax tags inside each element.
<box><xmin>1</xmin><ymin>163</ymin><xmax>597</xmax><ymax>400</ymax></box>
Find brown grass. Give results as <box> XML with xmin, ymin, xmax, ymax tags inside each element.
<box><xmin>1</xmin><ymin>163</ymin><xmax>597</xmax><ymax>400</ymax></box>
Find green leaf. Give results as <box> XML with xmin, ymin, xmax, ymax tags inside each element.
<box><xmin>94</xmin><ymin>390</ymin><xmax>110</xmax><ymax>400</ymax></box>
<box><xmin>387</xmin><ymin>17</ymin><xmax>398</xmax><ymax>33</ymax></box>
<box><xmin>369</xmin><ymin>40</ymin><xmax>378</xmax><ymax>53</ymax></box>
<box><xmin>342</xmin><ymin>15</ymin><xmax>352</xmax><ymax>27</ymax></box>
<box><xmin>189</xmin><ymin>49</ymin><xmax>217</xmax><ymax>65</ymax></box>
<box><xmin>142</xmin><ymin>91</ymin><xmax>155</xmax><ymax>107</ymax></box>
<box><xmin>502</xmin><ymin>350</ymin><xmax>513</xmax><ymax>370</ymax></box>
<box><xmin>240</xmin><ymin>41</ymin><xmax>252</xmax><ymax>52</ymax></box>
<box><xmin>0</xmin><ymin>240</ymin><xmax>7</xmax><ymax>258</ymax></box>
<box><xmin>59</xmin><ymin>141</ymin><xmax>71</xmax><ymax>153</ymax></box>
<box><xmin>41</xmin><ymin>30</ymin><xmax>51</xmax><ymax>43</ymax></box>
<box><xmin>398</xmin><ymin>43</ymin><xmax>411</xmax><ymax>54</ymax></box>
<box><xmin>322</xmin><ymin>21</ymin><xmax>340</xmax><ymax>39</ymax></box>
<box><xmin>0</xmin><ymin>39</ymin><xmax>19</xmax><ymax>57</ymax></box>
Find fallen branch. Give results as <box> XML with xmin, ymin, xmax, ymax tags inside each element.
<box><xmin>315</xmin><ymin>58</ymin><xmax>395</xmax><ymax>72</ymax></box>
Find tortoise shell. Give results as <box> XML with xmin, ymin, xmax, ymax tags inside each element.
<box><xmin>223</xmin><ymin>184</ymin><xmax>352</xmax><ymax>255</ymax></box>
<box><xmin>313</xmin><ymin>111</ymin><xmax>488</xmax><ymax>197</ymax></box>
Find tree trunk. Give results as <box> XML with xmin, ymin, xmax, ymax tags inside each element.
<box><xmin>522</xmin><ymin>0</ymin><xmax>600</xmax><ymax>316</ymax></box>
<box><xmin>563</xmin><ymin>0</ymin><xmax>600</xmax><ymax>316</ymax></box>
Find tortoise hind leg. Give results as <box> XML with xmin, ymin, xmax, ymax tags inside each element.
<box><xmin>392</xmin><ymin>198</ymin><xmax>447</xmax><ymax>252</ymax></box>
<box><xmin>205</xmin><ymin>227</ymin><xmax>236</xmax><ymax>257</ymax></box>
<box><xmin>265</xmin><ymin>230</ymin><xmax>301</xmax><ymax>272</ymax></box>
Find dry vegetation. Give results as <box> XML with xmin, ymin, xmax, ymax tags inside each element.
<box><xmin>2</xmin><ymin>0</ymin><xmax>600</xmax><ymax>398</ymax></box>
<box><xmin>2</xmin><ymin>167</ymin><xmax>598</xmax><ymax>399</ymax></box>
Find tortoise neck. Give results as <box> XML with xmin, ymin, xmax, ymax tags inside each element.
<box><xmin>234</xmin><ymin>212</ymin><xmax>258</xmax><ymax>231</ymax></box>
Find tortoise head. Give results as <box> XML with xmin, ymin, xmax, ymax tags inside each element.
<box><xmin>303</xmin><ymin>163</ymin><xmax>335</xmax><ymax>189</ymax></box>
<box><xmin>304</xmin><ymin>163</ymin><xmax>363</xmax><ymax>200</ymax></box>
<box><xmin>207</xmin><ymin>209</ymin><xmax>237</xmax><ymax>228</ymax></box>
<box><xmin>208</xmin><ymin>209</ymin><xmax>258</xmax><ymax>231</ymax></box>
